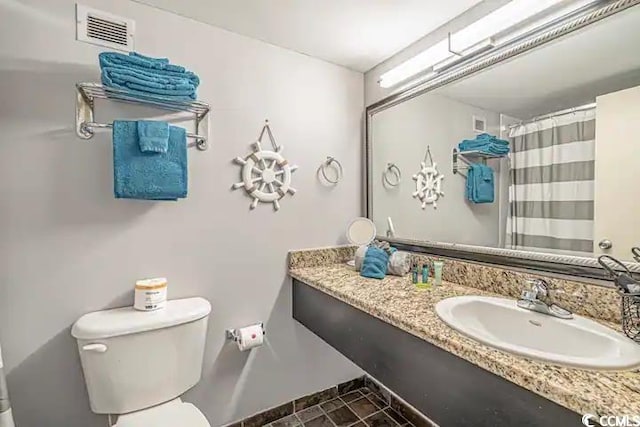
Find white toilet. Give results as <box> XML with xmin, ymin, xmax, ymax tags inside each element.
<box><xmin>71</xmin><ymin>297</ymin><xmax>212</xmax><ymax>427</ymax></box>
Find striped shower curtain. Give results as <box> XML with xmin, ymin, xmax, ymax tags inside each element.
<box><xmin>506</xmin><ymin>109</ymin><xmax>595</xmax><ymax>255</ymax></box>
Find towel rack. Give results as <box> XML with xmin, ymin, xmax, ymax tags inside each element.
<box><xmin>80</xmin><ymin>122</ymin><xmax>208</xmax><ymax>149</ymax></box>
<box><xmin>319</xmin><ymin>156</ymin><xmax>343</xmax><ymax>184</ymax></box>
<box><xmin>76</xmin><ymin>82</ymin><xmax>211</xmax><ymax>151</ymax></box>
<box><xmin>452</xmin><ymin>148</ymin><xmax>506</xmax><ymax>177</ymax></box>
<box><xmin>383</xmin><ymin>163</ymin><xmax>402</xmax><ymax>187</ymax></box>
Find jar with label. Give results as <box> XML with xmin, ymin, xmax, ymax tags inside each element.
<box><xmin>134</xmin><ymin>277</ymin><xmax>168</xmax><ymax>311</ymax></box>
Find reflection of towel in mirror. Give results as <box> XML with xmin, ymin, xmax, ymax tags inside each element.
<box><xmin>360</xmin><ymin>247</ymin><xmax>390</xmax><ymax>279</ymax></box>
<box><xmin>466</xmin><ymin>164</ymin><xmax>494</xmax><ymax>203</ymax></box>
<box><xmin>459</xmin><ymin>133</ymin><xmax>509</xmax><ymax>156</ymax></box>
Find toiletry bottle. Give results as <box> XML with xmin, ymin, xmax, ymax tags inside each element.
<box><xmin>433</xmin><ymin>261</ymin><xmax>444</xmax><ymax>286</ymax></box>
<box><xmin>422</xmin><ymin>264</ymin><xmax>430</xmax><ymax>284</ymax></box>
<box><xmin>412</xmin><ymin>264</ymin><xmax>419</xmax><ymax>284</ymax></box>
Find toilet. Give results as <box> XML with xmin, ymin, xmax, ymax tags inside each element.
<box><xmin>71</xmin><ymin>297</ymin><xmax>212</xmax><ymax>426</ymax></box>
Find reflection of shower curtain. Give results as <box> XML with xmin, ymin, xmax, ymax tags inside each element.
<box><xmin>506</xmin><ymin>109</ymin><xmax>595</xmax><ymax>254</ymax></box>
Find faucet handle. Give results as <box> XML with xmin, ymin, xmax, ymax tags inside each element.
<box><xmin>528</xmin><ymin>277</ymin><xmax>551</xmax><ymax>291</ymax></box>
<box><xmin>522</xmin><ymin>278</ymin><xmax>551</xmax><ymax>301</ymax></box>
<box><xmin>518</xmin><ymin>278</ymin><xmax>573</xmax><ymax>319</ymax></box>
<box><xmin>521</xmin><ymin>279</ymin><xmax>539</xmax><ymax>301</ymax></box>
<box><xmin>520</xmin><ymin>288</ymin><xmax>537</xmax><ymax>301</ymax></box>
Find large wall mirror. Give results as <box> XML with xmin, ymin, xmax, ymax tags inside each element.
<box><xmin>367</xmin><ymin>1</ymin><xmax>640</xmax><ymax>277</ymax></box>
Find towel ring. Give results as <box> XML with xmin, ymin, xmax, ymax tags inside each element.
<box><xmin>383</xmin><ymin>163</ymin><xmax>401</xmax><ymax>187</ymax></box>
<box><xmin>320</xmin><ymin>156</ymin><xmax>343</xmax><ymax>184</ymax></box>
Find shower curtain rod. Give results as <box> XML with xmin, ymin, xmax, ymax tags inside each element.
<box><xmin>508</xmin><ymin>102</ymin><xmax>596</xmax><ymax>129</ymax></box>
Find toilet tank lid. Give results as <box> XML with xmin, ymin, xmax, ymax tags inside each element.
<box><xmin>71</xmin><ymin>297</ymin><xmax>212</xmax><ymax>340</ymax></box>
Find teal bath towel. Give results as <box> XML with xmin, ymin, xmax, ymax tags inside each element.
<box><xmin>466</xmin><ymin>164</ymin><xmax>494</xmax><ymax>203</ymax></box>
<box><xmin>113</xmin><ymin>120</ymin><xmax>188</xmax><ymax>200</ymax></box>
<box><xmin>458</xmin><ymin>133</ymin><xmax>510</xmax><ymax>156</ymax></box>
<box><xmin>360</xmin><ymin>246</ymin><xmax>390</xmax><ymax>280</ymax></box>
<box><xmin>99</xmin><ymin>52</ymin><xmax>200</xmax><ymax>100</ymax></box>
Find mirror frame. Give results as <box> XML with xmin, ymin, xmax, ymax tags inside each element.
<box><xmin>364</xmin><ymin>0</ymin><xmax>640</xmax><ymax>280</ymax></box>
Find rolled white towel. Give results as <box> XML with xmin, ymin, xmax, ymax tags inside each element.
<box><xmin>354</xmin><ymin>245</ymin><xmax>368</xmax><ymax>271</ymax></box>
<box><xmin>388</xmin><ymin>251</ymin><xmax>412</xmax><ymax>276</ymax></box>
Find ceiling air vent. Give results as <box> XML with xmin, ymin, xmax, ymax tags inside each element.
<box><xmin>76</xmin><ymin>4</ymin><xmax>135</xmax><ymax>51</ymax></box>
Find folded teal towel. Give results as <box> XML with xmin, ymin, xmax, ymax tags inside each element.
<box><xmin>137</xmin><ymin>121</ymin><xmax>169</xmax><ymax>153</ymax></box>
<box><xmin>103</xmin><ymin>51</ymin><xmax>177</xmax><ymax>71</ymax></box>
<box><xmin>360</xmin><ymin>247</ymin><xmax>390</xmax><ymax>280</ymax></box>
<box><xmin>459</xmin><ymin>133</ymin><xmax>510</xmax><ymax>156</ymax></box>
<box><xmin>113</xmin><ymin>120</ymin><xmax>187</xmax><ymax>200</ymax></box>
<box><xmin>466</xmin><ymin>164</ymin><xmax>494</xmax><ymax>203</ymax></box>
<box><xmin>99</xmin><ymin>52</ymin><xmax>199</xmax><ymax>100</ymax></box>
<box><xmin>99</xmin><ymin>52</ymin><xmax>199</xmax><ymax>85</ymax></box>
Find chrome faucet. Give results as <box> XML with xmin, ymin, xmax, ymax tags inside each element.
<box><xmin>517</xmin><ymin>278</ymin><xmax>573</xmax><ymax>319</ymax></box>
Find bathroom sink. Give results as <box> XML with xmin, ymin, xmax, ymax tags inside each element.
<box><xmin>435</xmin><ymin>295</ymin><xmax>640</xmax><ymax>370</ymax></box>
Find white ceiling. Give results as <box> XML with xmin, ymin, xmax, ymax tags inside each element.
<box><xmin>133</xmin><ymin>0</ymin><xmax>483</xmax><ymax>72</ymax></box>
<box><xmin>434</xmin><ymin>6</ymin><xmax>640</xmax><ymax>119</ymax></box>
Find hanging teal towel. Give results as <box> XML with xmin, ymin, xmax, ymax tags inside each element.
<box><xmin>113</xmin><ymin>120</ymin><xmax>187</xmax><ymax>200</ymax></box>
<box><xmin>466</xmin><ymin>164</ymin><xmax>494</xmax><ymax>203</ymax></box>
<box><xmin>137</xmin><ymin>121</ymin><xmax>169</xmax><ymax>153</ymax></box>
<box><xmin>360</xmin><ymin>246</ymin><xmax>390</xmax><ymax>279</ymax></box>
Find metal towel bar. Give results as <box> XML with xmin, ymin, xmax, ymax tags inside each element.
<box><xmin>81</xmin><ymin>122</ymin><xmax>208</xmax><ymax>150</ymax></box>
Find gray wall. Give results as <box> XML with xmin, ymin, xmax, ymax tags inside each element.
<box><xmin>371</xmin><ymin>92</ymin><xmax>501</xmax><ymax>246</ymax></box>
<box><xmin>0</xmin><ymin>1</ymin><xmax>363</xmax><ymax>426</ymax></box>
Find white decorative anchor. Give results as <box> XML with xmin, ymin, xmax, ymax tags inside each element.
<box><xmin>232</xmin><ymin>120</ymin><xmax>298</xmax><ymax>211</ymax></box>
<box><xmin>412</xmin><ymin>146</ymin><xmax>444</xmax><ymax>209</ymax></box>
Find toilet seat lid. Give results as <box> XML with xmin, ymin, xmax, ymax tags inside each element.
<box><xmin>115</xmin><ymin>400</ymin><xmax>210</xmax><ymax>427</ymax></box>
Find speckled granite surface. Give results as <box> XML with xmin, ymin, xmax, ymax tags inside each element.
<box><xmin>289</xmin><ymin>246</ymin><xmax>356</xmax><ymax>269</ymax></box>
<box><xmin>411</xmin><ymin>253</ymin><xmax>621</xmax><ymax>324</ymax></box>
<box><xmin>288</xmin><ymin>249</ymin><xmax>640</xmax><ymax>417</ymax></box>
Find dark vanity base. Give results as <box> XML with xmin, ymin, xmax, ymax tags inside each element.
<box><xmin>292</xmin><ymin>279</ymin><xmax>581</xmax><ymax>427</ymax></box>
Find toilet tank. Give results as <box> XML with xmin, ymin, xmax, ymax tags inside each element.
<box><xmin>71</xmin><ymin>297</ymin><xmax>211</xmax><ymax>415</ymax></box>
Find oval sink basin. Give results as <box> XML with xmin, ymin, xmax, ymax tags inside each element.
<box><xmin>435</xmin><ymin>295</ymin><xmax>640</xmax><ymax>370</ymax></box>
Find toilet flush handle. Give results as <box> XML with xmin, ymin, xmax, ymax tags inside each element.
<box><xmin>82</xmin><ymin>343</ymin><xmax>108</xmax><ymax>353</ymax></box>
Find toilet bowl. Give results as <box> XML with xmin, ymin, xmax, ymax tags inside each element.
<box><xmin>114</xmin><ymin>398</ymin><xmax>209</xmax><ymax>427</ymax></box>
<box><xmin>71</xmin><ymin>297</ymin><xmax>212</xmax><ymax>426</ymax></box>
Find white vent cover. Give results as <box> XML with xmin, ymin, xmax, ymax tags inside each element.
<box><xmin>76</xmin><ymin>4</ymin><xmax>135</xmax><ymax>51</ymax></box>
<box><xmin>473</xmin><ymin>115</ymin><xmax>487</xmax><ymax>133</ymax></box>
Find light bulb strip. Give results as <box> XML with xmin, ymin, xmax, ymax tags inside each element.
<box><xmin>379</xmin><ymin>0</ymin><xmax>595</xmax><ymax>89</ymax></box>
<box><xmin>370</xmin><ymin>0</ymin><xmax>639</xmax><ymax>115</ymax></box>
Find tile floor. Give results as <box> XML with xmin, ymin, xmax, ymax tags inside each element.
<box><xmin>266</xmin><ymin>387</ymin><xmax>415</xmax><ymax>427</ymax></box>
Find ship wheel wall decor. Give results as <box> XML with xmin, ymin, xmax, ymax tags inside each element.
<box><xmin>232</xmin><ymin>120</ymin><xmax>298</xmax><ymax>211</ymax></box>
<box><xmin>412</xmin><ymin>146</ymin><xmax>444</xmax><ymax>209</ymax></box>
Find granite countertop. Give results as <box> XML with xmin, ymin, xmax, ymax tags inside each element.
<box><xmin>289</xmin><ymin>261</ymin><xmax>640</xmax><ymax>417</ymax></box>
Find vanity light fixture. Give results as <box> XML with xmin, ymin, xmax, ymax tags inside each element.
<box><xmin>378</xmin><ymin>0</ymin><xmax>594</xmax><ymax>88</ymax></box>
<box><xmin>431</xmin><ymin>38</ymin><xmax>495</xmax><ymax>73</ymax></box>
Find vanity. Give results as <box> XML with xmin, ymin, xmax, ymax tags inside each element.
<box><xmin>289</xmin><ymin>247</ymin><xmax>640</xmax><ymax>426</ymax></box>
<box><xmin>288</xmin><ymin>2</ymin><xmax>640</xmax><ymax>425</ymax></box>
